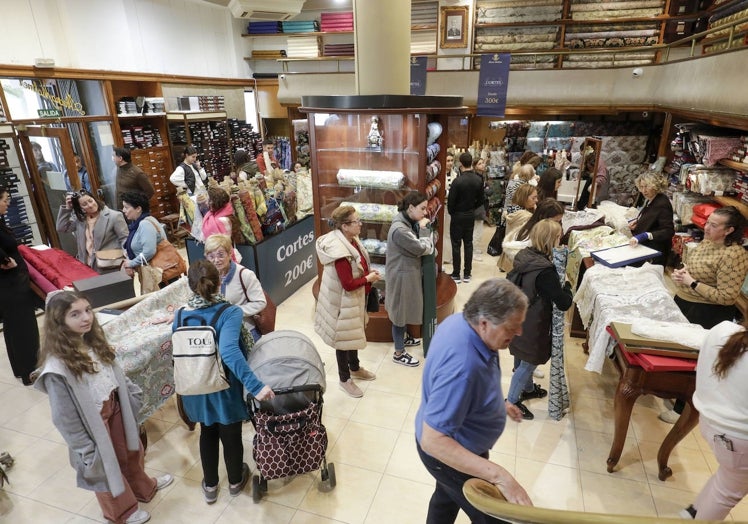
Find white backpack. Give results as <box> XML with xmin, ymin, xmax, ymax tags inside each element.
<box><xmin>172</xmin><ymin>304</ymin><xmax>232</xmax><ymax>395</ymax></box>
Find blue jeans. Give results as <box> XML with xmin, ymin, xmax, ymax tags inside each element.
<box><xmin>392</xmin><ymin>324</ymin><xmax>407</xmax><ymax>351</ymax></box>
<box><xmin>507</xmin><ymin>359</ymin><xmax>536</xmax><ymax>404</ymax></box>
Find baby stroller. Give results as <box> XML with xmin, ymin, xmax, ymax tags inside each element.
<box><xmin>246</xmin><ymin>330</ymin><xmax>335</xmax><ymax>503</ymax></box>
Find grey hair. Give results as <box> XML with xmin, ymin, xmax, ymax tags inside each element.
<box><xmin>463</xmin><ymin>278</ymin><xmax>528</xmax><ymax>326</ymax></box>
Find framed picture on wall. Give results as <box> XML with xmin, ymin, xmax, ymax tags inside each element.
<box><xmin>440</xmin><ymin>6</ymin><xmax>468</xmax><ymax>49</ymax></box>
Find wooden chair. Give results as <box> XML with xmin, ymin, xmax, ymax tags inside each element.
<box><xmin>462</xmin><ymin>478</ymin><xmax>732</xmax><ymax>523</ymax></box>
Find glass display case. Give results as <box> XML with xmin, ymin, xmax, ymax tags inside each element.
<box><xmin>301</xmin><ymin>95</ymin><xmax>467</xmax><ymax>341</ymax></box>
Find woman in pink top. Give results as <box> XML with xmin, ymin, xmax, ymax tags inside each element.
<box><xmin>202</xmin><ymin>187</ymin><xmax>240</xmax><ymax>242</ymax></box>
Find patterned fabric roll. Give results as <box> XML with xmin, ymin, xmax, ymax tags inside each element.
<box><xmin>238</xmin><ymin>189</ymin><xmax>264</xmax><ymax>243</ymax></box>
<box><xmin>548</xmin><ymin>245</ymin><xmax>570</xmax><ymax>421</ymax></box>
<box><xmin>230</xmin><ymin>194</ymin><xmax>256</xmax><ymax>244</ymax></box>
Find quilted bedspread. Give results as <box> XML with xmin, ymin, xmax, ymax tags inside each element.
<box><xmin>18</xmin><ymin>245</ymin><xmax>98</xmax><ymax>290</ymax></box>
<box><xmin>103</xmin><ymin>278</ymin><xmax>192</xmax><ymax>422</ymax></box>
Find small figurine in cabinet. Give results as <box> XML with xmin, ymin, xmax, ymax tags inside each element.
<box><xmin>367</xmin><ymin>116</ymin><xmax>383</xmax><ymax>151</ymax></box>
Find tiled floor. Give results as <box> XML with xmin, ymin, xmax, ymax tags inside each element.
<box><xmin>2</xmin><ymin>228</ymin><xmax>748</xmax><ymax>523</ymax></box>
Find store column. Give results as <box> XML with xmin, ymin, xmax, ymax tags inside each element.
<box><xmin>352</xmin><ymin>0</ymin><xmax>410</xmax><ymax>95</ymax></box>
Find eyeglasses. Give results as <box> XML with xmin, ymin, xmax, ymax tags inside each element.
<box><xmin>205</xmin><ymin>251</ymin><xmax>228</xmax><ymax>261</ymax></box>
<box><xmin>344</xmin><ymin>219</ymin><xmax>362</xmax><ymax>225</ymax></box>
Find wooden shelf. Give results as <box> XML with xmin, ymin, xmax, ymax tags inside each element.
<box><xmin>713</xmin><ymin>195</ymin><xmax>748</xmax><ymax>220</ymax></box>
<box><xmin>475</xmin><ymin>15</ymin><xmax>672</xmax><ymax>29</ymax></box>
<box><xmin>719</xmin><ymin>158</ymin><xmax>748</xmax><ymax>171</ymax></box>
<box><xmin>117</xmin><ymin>113</ymin><xmax>166</xmax><ymax>118</ymax></box>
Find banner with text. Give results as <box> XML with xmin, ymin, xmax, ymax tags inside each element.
<box><xmin>410</xmin><ymin>57</ymin><xmax>428</xmax><ymax>96</ymax></box>
<box><xmin>477</xmin><ymin>53</ymin><xmax>511</xmax><ymax>117</ymax></box>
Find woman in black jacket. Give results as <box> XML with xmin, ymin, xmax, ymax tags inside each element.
<box><xmin>506</xmin><ymin>219</ymin><xmax>573</xmax><ymax>420</ymax></box>
<box><xmin>0</xmin><ymin>186</ymin><xmax>40</xmax><ymax>385</ymax></box>
<box><xmin>628</xmin><ymin>172</ymin><xmax>674</xmax><ymax>266</ymax></box>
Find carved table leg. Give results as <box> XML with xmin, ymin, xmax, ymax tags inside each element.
<box><xmin>607</xmin><ymin>376</ymin><xmax>640</xmax><ymax>473</ymax></box>
<box><xmin>176</xmin><ymin>394</ymin><xmax>196</xmax><ymax>431</ymax></box>
<box><xmin>657</xmin><ymin>401</ymin><xmax>699</xmax><ymax>481</ymax></box>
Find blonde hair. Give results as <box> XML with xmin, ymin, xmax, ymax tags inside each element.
<box><xmin>512</xmin><ymin>184</ymin><xmax>538</xmax><ymax>209</ymax></box>
<box><xmin>635</xmin><ymin>172</ymin><xmax>668</xmax><ymax>194</ymax></box>
<box><xmin>204</xmin><ymin>234</ymin><xmax>232</xmax><ymax>256</ymax></box>
<box><xmin>529</xmin><ymin>219</ymin><xmax>562</xmax><ymax>256</ymax></box>
<box><xmin>516</xmin><ymin>164</ymin><xmax>536</xmax><ymax>182</ymax></box>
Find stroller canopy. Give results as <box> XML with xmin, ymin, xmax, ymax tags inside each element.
<box><xmin>247</xmin><ymin>330</ymin><xmax>326</xmax><ymax>393</ymax></box>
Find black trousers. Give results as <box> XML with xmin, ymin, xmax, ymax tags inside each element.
<box><xmin>417</xmin><ymin>440</ymin><xmax>509</xmax><ymax>524</ymax></box>
<box><xmin>199</xmin><ymin>421</ymin><xmax>244</xmax><ymax>486</ymax></box>
<box><xmin>450</xmin><ymin>214</ymin><xmax>475</xmax><ymax>278</ymax></box>
<box><xmin>335</xmin><ymin>350</ymin><xmax>360</xmax><ymax>382</ymax></box>
<box><xmin>0</xmin><ymin>271</ymin><xmax>40</xmax><ymax>382</ymax></box>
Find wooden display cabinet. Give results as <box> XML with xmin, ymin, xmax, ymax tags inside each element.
<box><xmin>166</xmin><ymin>111</ymin><xmax>230</xmax><ymax>181</ymax></box>
<box><xmin>300</xmin><ymin>95</ymin><xmax>467</xmax><ymax>342</ymax></box>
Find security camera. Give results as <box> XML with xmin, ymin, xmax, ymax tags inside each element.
<box><xmin>642</xmin><ymin>111</ymin><xmax>649</xmax><ymax>118</ymax></box>
<box><xmin>632</xmin><ymin>67</ymin><xmax>643</xmax><ymax>78</ymax></box>
<box><xmin>279</xmin><ymin>74</ymin><xmax>286</xmax><ymax>80</ymax></box>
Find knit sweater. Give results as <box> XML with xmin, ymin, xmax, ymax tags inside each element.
<box><xmin>676</xmin><ymin>240</ymin><xmax>748</xmax><ymax>306</ymax></box>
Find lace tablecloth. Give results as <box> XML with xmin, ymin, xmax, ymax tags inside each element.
<box><xmin>574</xmin><ymin>264</ymin><xmax>688</xmax><ymax>373</ymax></box>
<box><xmin>104</xmin><ymin>278</ymin><xmax>192</xmax><ymax>422</ymax></box>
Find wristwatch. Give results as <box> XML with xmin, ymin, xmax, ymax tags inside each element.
<box><xmin>690</xmin><ymin>280</ymin><xmax>699</xmax><ymax>290</ymax></box>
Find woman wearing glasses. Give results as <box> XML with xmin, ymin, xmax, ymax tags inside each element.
<box><xmin>56</xmin><ymin>189</ymin><xmax>128</xmax><ymax>273</ymax></box>
<box><xmin>203</xmin><ymin>234</ymin><xmax>266</xmax><ymax>343</ymax></box>
<box><xmin>315</xmin><ymin>205</ymin><xmax>380</xmax><ymax>398</ymax></box>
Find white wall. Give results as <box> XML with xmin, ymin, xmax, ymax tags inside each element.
<box><xmin>0</xmin><ymin>0</ymin><xmax>250</xmax><ymax>79</ymax></box>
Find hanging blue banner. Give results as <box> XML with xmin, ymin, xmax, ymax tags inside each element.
<box><xmin>410</xmin><ymin>56</ymin><xmax>428</xmax><ymax>96</ymax></box>
<box><xmin>477</xmin><ymin>53</ymin><xmax>511</xmax><ymax>117</ymax></box>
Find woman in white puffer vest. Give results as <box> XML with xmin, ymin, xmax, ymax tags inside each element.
<box><xmin>314</xmin><ymin>205</ymin><xmax>381</xmax><ymax>398</ymax></box>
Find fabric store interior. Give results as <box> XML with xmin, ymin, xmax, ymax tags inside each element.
<box><xmin>1</xmin><ymin>0</ymin><xmax>748</xmax><ymax>522</ymax></box>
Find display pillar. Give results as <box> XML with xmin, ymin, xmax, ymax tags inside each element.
<box><xmin>352</xmin><ymin>0</ymin><xmax>410</xmax><ymax>95</ymax></box>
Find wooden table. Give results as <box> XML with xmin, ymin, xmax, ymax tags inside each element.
<box><xmin>606</xmin><ymin>337</ymin><xmax>699</xmax><ymax>480</ymax></box>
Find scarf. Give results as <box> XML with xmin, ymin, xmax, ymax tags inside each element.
<box><xmin>186</xmin><ymin>293</ymin><xmax>254</xmax><ymax>354</ymax></box>
<box><xmin>202</xmin><ymin>201</ymin><xmax>234</xmax><ymax>238</ymax></box>
<box><xmin>219</xmin><ymin>262</ymin><xmax>237</xmax><ymax>296</ymax></box>
<box><xmin>124</xmin><ymin>212</ymin><xmax>150</xmax><ymax>259</ymax></box>
<box><xmin>402</xmin><ymin>211</ymin><xmax>420</xmax><ymax>236</ymax></box>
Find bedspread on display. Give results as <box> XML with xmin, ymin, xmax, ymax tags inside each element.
<box><xmin>18</xmin><ymin>245</ymin><xmax>98</xmax><ymax>290</ymax></box>
<box><xmin>342</xmin><ymin>202</ymin><xmax>398</xmax><ymax>223</ymax></box>
<box><xmin>104</xmin><ymin>278</ymin><xmax>192</xmax><ymax>422</ymax></box>
<box><xmin>693</xmin><ymin>135</ymin><xmax>743</xmax><ymax>167</ymax></box>
<box><xmin>563</xmin><ymin>52</ymin><xmax>656</xmax><ymax>67</ymax></box>
<box><xmin>360</xmin><ymin>238</ymin><xmax>387</xmax><ymax>255</ymax></box>
<box><xmin>564</xmin><ymin>225</ymin><xmax>628</xmax><ymax>289</ymax></box>
<box><xmin>336</xmin><ymin>169</ymin><xmax>406</xmax><ymax>189</ymax></box>
<box><xmin>574</xmin><ymin>264</ymin><xmax>688</xmax><ymax>373</ymax></box>
<box><xmin>571</xmin><ymin>8</ymin><xmax>663</xmax><ymax>20</ymax></box>
<box><xmin>475</xmin><ymin>41</ymin><xmax>556</xmax><ymax>51</ymax></box>
<box><xmin>24</xmin><ymin>261</ymin><xmax>58</xmax><ymax>295</ymax></box>
<box><xmin>686</xmin><ymin>167</ymin><xmax>737</xmax><ymax>195</ymax></box>
<box><xmin>672</xmin><ymin>192</ymin><xmax>716</xmax><ymax>225</ymax></box>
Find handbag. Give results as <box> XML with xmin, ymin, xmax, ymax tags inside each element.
<box><xmin>146</xmin><ymin>218</ymin><xmax>187</xmax><ymax>283</ymax></box>
<box><xmin>366</xmin><ymin>287</ymin><xmax>381</xmax><ymax>313</ymax></box>
<box><xmin>95</xmin><ymin>248</ymin><xmax>125</xmax><ymax>269</ymax></box>
<box><xmin>136</xmin><ymin>258</ymin><xmax>163</xmax><ymax>294</ymax></box>
<box><xmin>486</xmin><ymin>223</ymin><xmax>506</xmax><ymax>257</ymax></box>
<box><xmin>238</xmin><ymin>268</ymin><xmax>276</xmax><ymax>335</ymax></box>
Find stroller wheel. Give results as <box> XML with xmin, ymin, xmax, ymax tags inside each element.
<box><xmin>319</xmin><ymin>462</ymin><xmax>336</xmax><ymax>492</ymax></box>
<box><xmin>252</xmin><ymin>474</ymin><xmax>262</xmax><ymax>503</ymax></box>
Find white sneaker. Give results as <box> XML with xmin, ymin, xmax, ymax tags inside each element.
<box><xmin>156</xmin><ymin>473</ymin><xmax>174</xmax><ymax>490</ymax></box>
<box><xmin>125</xmin><ymin>509</ymin><xmax>151</xmax><ymax>524</ymax></box>
<box><xmin>659</xmin><ymin>409</ymin><xmax>679</xmax><ymax>424</ymax></box>
<box><xmin>393</xmin><ymin>351</ymin><xmax>420</xmax><ymax>367</ymax></box>
<box><xmin>533</xmin><ymin>368</ymin><xmax>545</xmax><ymax>379</ymax></box>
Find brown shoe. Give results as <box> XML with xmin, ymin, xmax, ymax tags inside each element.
<box><xmin>350</xmin><ymin>367</ymin><xmax>376</xmax><ymax>381</ymax></box>
<box><xmin>339</xmin><ymin>379</ymin><xmax>363</xmax><ymax>398</ymax></box>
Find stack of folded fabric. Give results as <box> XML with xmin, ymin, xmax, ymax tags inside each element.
<box><xmin>251</xmin><ymin>49</ymin><xmax>287</xmax><ymax>59</ymax></box>
<box><xmin>411</xmin><ymin>32</ymin><xmax>436</xmax><ymax>54</ymax></box>
<box><xmin>564</xmin><ymin>22</ymin><xmax>660</xmax><ymax>49</ymax></box>
<box><xmin>563</xmin><ymin>50</ymin><xmax>656</xmax><ymax>68</ymax></box>
<box><xmin>476</xmin><ymin>0</ymin><xmax>563</xmax><ymax>24</ymax></box>
<box><xmin>474</xmin><ymin>25</ymin><xmax>558</xmax><ymax>52</ymax></box>
<box><xmin>281</xmin><ymin>20</ymin><xmax>319</xmax><ymax>33</ymax></box>
<box><xmin>286</xmin><ymin>36</ymin><xmax>320</xmax><ymax>58</ymax></box>
<box><xmin>569</xmin><ymin>0</ymin><xmax>665</xmax><ymax>21</ymax></box>
<box><xmin>323</xmin><ymin>43</ymin><xmax>354</xmax><ymax>56</ymax></box>
<box><xmin>411</xmin><ymin>1</ymin><xmax>438</xmax><ymax>27</ymax></box>
<box><xmin>247</xmin><ymin>21</ymin><xmax>282</xmax><ymax>35</ymax></box>
<box><xmin>320</xmin><ymin>11</ymin><xmax>353</xmax><ymax>32</ymax></box>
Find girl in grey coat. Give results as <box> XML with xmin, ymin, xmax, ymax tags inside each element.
<box><xmin>385</xmin><ymin>192</ymin><xmax>434</xmax><ymax>367</ymax></box>
<box><xmin>35</xmin><ymin>291</ymin><xmax>173</xmax><ymax>524</ymax></box>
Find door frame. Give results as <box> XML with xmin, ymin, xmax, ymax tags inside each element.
<box><xmin>17</xmin><ymin>125</ymin><xmax>77</xmax><ymax>248</ymax></box>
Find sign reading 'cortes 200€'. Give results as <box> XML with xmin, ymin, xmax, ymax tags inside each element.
<box><xmin>477</xmin><ymin>53</ymin><xmax>511</xmax><ymax>118</ymax></box>
<box><xmin>254</xmin><ymin>215</ymin><xmax>316</xmax><ymax>305</ymax></box>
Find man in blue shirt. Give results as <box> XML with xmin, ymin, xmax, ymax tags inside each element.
<box><xmin>416</xmin><ymin>278</ymin><xmax>533</xmax><ymax>523</ymax></box>
<box><xmin>64</xmin><ymin>153</ymin><xmax>91</xmax><ymax>193</ymax></box>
